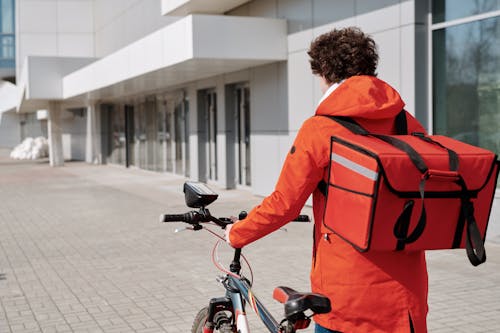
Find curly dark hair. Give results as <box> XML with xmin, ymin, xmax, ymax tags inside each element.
<box><xmin>308</xmin><ymin>27</ymin><xmax>378</xmax><ymax>84</ymax></box>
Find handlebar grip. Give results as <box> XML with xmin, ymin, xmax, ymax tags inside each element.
<box><xmin>160</xmin><ymin>214</ymin><xmax>188</xmax><ymax>222</ymax></box>
<box><xmin>294</xmin><ymin>215</ymin><xmax>311</xmax><ymax>222</ymax></box>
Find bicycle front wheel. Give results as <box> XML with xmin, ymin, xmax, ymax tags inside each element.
<box><xmin>191</xmin><ymin>307</ymin><xmax>235</xmax><ymax>333</ymax></box>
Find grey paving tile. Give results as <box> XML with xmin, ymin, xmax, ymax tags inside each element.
<box><xmin>0</xmin><ymin>150</ymin><xmax>499</xmax><ymax>332</ymax></box>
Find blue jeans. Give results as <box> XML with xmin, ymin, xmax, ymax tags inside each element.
<box><xmin>315</xmin><ymin>324</ymin><xmax>342</xmax><ymax>333</ymax></box>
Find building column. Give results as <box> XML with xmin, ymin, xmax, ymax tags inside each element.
<box><xmin>47</xmin><ymin>101</ymin><xmax>64</xmax><ymax>166</ymax></box>
<box><xmin>187</xmin><ymin>86</ymin><xmax>199</xmax><ymax>180</ymax></box>
<box><xmin>85</xmin><ymin>102</ymin><xmax>102</xmax><ymax>164</ymax></box>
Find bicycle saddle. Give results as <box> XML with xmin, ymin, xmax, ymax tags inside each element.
<box><xmin>273</xmin><ymin>286</ymin><xmax>331</xmax><ymax>320</ymax></box>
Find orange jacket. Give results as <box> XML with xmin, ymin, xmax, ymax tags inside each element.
<box><xmin>229</xmin><ymin>76</ymin><xmax>429</xmax><ymax>333</ymax></box>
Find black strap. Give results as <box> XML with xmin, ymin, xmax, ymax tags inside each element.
<box><xmin>465</xmin><ymin>207</ymin><xmax>486</xmax><ymax>266</ymax></box>
<box><xmin>412</xmin><ymin>132</ymin><xmax>459</xmax><ymax>171</ymax></box>
<box><xmin>453</xmin><ymin>177</ymin><xmax>486</xmax><ymax>266</ymax></box>
<box><xmin>394</xmin><ymin>200</ymin><xmax>415</xmax><ymax>250</ymax></box>
<box><xmin>371</xmin><ymin>134</ymin><xmax>429</xmax><ymax>174</ymax></box>
<box><xmin>317</xmin><ymin>179</ymin><xmax>328</xmax><ymax>196</ymax></box>
<box><xmin>317</xmin><ymin>113</ymin><xmax>428</xmax><ymax>195</ymax></box>
<box><xmin>393</xmin><ymin>176</ymin><xmax>428</xmax><ymax>248</ymax></box>
<box><xmin>325</xmin><ymin>116</ymin><xmax>369</xmax><ymax>135</ymax></box>
<box><xmin>324</xmin><ymin>115</ymin><xmax>429</xmax><ymax>174</ymax></box>
<box><xmin>395</xmin><ymin>110</ymin><xmax>408</xmax><ymax>135</ymax></box>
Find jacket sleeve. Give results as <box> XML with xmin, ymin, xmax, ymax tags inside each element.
<box><xmin>229</xmin><ymin>118</ymin><xmax>328</xmax><ymax>248</ymax></box>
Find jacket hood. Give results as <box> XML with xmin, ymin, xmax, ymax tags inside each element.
<box><xmin>315</xmin><ymin>75</ymin><xmax>405</xmax><ymax>120</ymax></box>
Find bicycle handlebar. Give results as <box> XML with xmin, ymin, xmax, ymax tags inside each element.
<box><xmin>160</xmin><ymin>211</ymin><xmax>310</xmax><ymax>227</ymax></box>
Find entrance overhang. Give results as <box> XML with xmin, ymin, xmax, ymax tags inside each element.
<box><xmin>16</xmin><ymin>56</ymin><xmax>96</xmax><ymax>113</ymax></box>
<box><xmin>161</xmin><ymin>0</ymin><xmax>251</xmax><ymax>16</ymax></box>
<box><xmin>62</xmin><ymin>14</ymin><xmax>287</xmax><ymax>101</ymax></box>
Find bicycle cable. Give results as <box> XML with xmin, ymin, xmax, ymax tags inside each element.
<box><xmin>204</xmin><ymin>226</ymin><xmax>254</xmax><ymax>284</ymax></box>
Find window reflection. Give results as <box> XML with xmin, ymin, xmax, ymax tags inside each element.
<box><xmin>433</xmin><ymin>0</ymin><xmax>500</xmax><ymax>23</ymax></box>
<box><xmin>433</xmin><ymin>16</ymin><xmax>500</xmax><ymax>154</ymax></box>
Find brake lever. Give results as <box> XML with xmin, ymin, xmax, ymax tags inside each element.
<box><xmin>174</xmin><ymin>224</ymin><xmax>203</xmax><ymax>233</ymax></box>
<box><xmin>174</xmin><ymin>226</ymin><xmax>194</xmax><ymax>233</ymax></box>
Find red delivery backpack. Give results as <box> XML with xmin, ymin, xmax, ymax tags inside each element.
<box><xmin>319</xmin><ymin>111</ymin><xmax>499</xmax><ymax>266</ymax></box>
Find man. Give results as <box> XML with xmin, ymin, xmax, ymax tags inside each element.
<box><xmin>226</xmin><ymin>27</ymin><xmax>428</xmax><ymax>333</ymax></box>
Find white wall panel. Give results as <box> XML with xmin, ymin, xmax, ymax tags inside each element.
<box><xmin>251</xmin><ymin>134</ymin><xmax>282</xmax><ymax>196</ymax></box>
<box><xmin>371</xmin><ymin>29</ymin><xmax>401</xmax><ymax>91</ymax></box>
<box><xmin>248</xmin><ymin>0</ymin><xmax>277</xmax><ymax>17</ymax></box>
<box><xmin>0</xmin><ymin>111</ymin><xmax>21</xmax><ymax>148</ymax></box>
<box><xmin>312</xmin><ymin>0</ymin><xmax>354</xmax><ymax>27</ymax></box>
<box><xmin>57</xmin><ymin>1</ymin><xmax>94</xmax><ymax>33</ymax></box>
<box><xmin>401</xmin><ymin>0</ymin><xmax>416</xmax><ymax>25</ymax></box>
<box><xmin>278</xmin><ymin>0</ymin><xmax>312</xmax><ymax>33</ymax></box>
<box><xmin>19</xmin><ymin>0</ymin><xmax>57</xmax><ymax>33</ymax></box>
<box><xmin>19</xmin><ymin>34</ymin><xmax>58</xmax><ymax>58</ymax></box>
<box><xmin>93</xmin><ymin>0</ymin><xmax>137</xmax><ymax>30</ymax></box>
<box><xmin>58</xmin><ymin>34</ymin><xmax>94</xmax><ymax>57</ymax></box>
<box><xmin>356</xmin><ymin>3</ymin><xmax>401</xmax><ymax>34</ymax></box>
<box><xmin>287</xmin><ymin>51</ymin><xmax>314</xmax><ymax>132</ymax></box>
<box><xmin>192</xmin><ymin>15</ymin><xmax>286</xmax><ymax>60</ymax></box>
<box><xmin>94</xmin><ymin>0</ymin><xmax>176</xmax><ymax>57</ymax></box>
<box><xmin>400</xmin><ymin>25</ymin><xmax>416</xmax><ymax>114</ymax></box>
<box><xmin>312</xmin><ymin>17</ymin><xmax>356</xmax><ymax>38</ymax></box>
<box><xmin>288</xmin><ymin>29</ymin><xmax>313</xmax><ymax>54</ymax></box>
<box><xmin>250</xmin><ymin>63</ymin><xmax>288</xmax><ymax>133</ymax></box>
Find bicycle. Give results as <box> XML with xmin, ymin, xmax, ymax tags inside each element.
<box><xmin>160</xmin><ymin>181</ymin><xmax>331</xmax><ymax>333</ymax></box>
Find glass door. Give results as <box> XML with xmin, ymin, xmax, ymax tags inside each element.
<box><xmin>235</xmin><ymin>85</ymin><xmax>251</xmax><ymax>186</ymax></box>
<box><xmin>206</xmin><ymin>90</ymin><xmax>218</xmax><ymax>181</ymax></box>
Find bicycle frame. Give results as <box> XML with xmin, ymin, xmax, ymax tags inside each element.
<box><xmin>226</xmin><ymin>275</ymin><xmax>282</xmax><ymax>333</ymax></box>
<box><xmin>204</xmin><ymin>246</ymin><xmax>285</xmax><ymax>333</ymax></box>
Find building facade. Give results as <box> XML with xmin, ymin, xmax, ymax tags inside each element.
<box><xmin>0</xmin><ymin>0</ymin><xmax>498</xmax><ymax>199</ymax></box>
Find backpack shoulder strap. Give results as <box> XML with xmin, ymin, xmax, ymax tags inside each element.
<box><xmin>395</xmin><ymin>110</ymin><xmax>408</xmax><ymax>135</ymax></box>
<box><xmin>316</xmin><ymin>109</ymin><xmax>415</xmax><ymax>196</ymax></box>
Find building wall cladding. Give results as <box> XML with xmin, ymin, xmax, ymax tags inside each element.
<box><xmin>13</xmin><ymin>0</ymin><xmax>429</xmax><ymax>197</ymax></box>
<box><xmin>15</xmin><ymin>0</ymin><xmax>95</xmax><ymax>78</ymax></box>
<box><xmin>221</xmin><ymin>0</ymin><xmax>427</xmax><ymax>195</ymax></box>
<box><xmin>93</xmin><ymin>0</ymin><xmax>178</xmax><ymax>57</ymax></box>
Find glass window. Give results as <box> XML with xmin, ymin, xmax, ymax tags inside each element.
<box><xmin>433</xmin><ymin>16</ymin><xmax>500</xmax><ymax>155</ymax></box>
<box><xmin>0</xmin><ymin>0</ymin><xmax>15</xmax><ymax>67</ymax></box>
<box><xmin>433</xmin><ymin>0</ymin><xmax>500</xmax><ymax>23</ymax></box>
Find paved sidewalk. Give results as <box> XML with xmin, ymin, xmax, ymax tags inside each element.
<box><xmin>0</xmin><ymin>150</ymin><xmax>499</xmax><ymax>332</ymax></box>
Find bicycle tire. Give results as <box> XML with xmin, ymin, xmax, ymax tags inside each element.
<box><xmin>191</xmin><ymin>307</ymin><xmax>208</xmax><ymax>333</ymax></box>
<box><xmin>191</xmin><ymin>307</ymin><xmax>235</xmax><ymax>333</ymax></box>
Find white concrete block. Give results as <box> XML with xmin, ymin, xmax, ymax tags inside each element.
<box><xmin>95</xmin><ymin>22</ymin><xmax>124</xmax><ymax>57</ymax></box>
<box><xmin>287</xmin><ymin>52</ymin><xmax>315</xmax><ymax>131</ymax></box>
<box><xmin>372</xmin><ymin>29</ymin><xmax>401</xmax><ymax>91</ymax></box>
<box><xmin>249</xmin><ymin>0</ymin><xmax>277</xmax><ymax>17</ymax></box>
<box><xmin>250</xmin><ymin>63</ymin><xmax>288</xmax><ymax>132</ymax></box>
<box><xmin>251</xmin><ymin>134</ymin><xmax>281</xmax><ymax>196</ymax></box>
<box><xmin>277</xmin><ymin>0</ymin><xmax>313</xmax><ymax>33</ymax></box>
<box><xmin>192</xmin><ymin>15</ymin><xmax>287</xmax><ymax>61</ymax></box>
<box><xmin>401</xmin><ymin>0</ymin><xmax>415</xmax><ymax>25</ymax></box>
<box><xmin>313</xmin><ymin>0</ymin><xmax>355</xmax><ymax>27</ymax></box>
<box><xmin>400</xmin><ymin>25</ymin><xmax>416</xmax><ymax>113</ymax></box>
<box><xmin>19</xmin><ymin>34</ymin><xmax>57</xmax><ymax>57</ymax></box>
<box><xmin>288</xmin><ymin>29</ymin><xmax>313</xmax><ymax>53</ymax></box>
<box><xmin>162</xmin><ymin>17</ymin><xmax>193</xmax><ymax>66</ymax></box>
<box><xmin>19</xmin><ymin>0</ymin><xmax>57</xmax><ymax>33</ymax></box>
<box><xmin>93</xmin><ymin>0</ymin><xmax>137</xmax><ymax>30</ymax></box>
<box><xmin>312</xmin><ymin>17</ymin><xmax>357</xmax><ymax>38</ymax></box>
<box><xmin>57</xmin><ymin>0</ymin><xmax>94</xmax><ymax>33</ymax></box>
<box><xmin>58</xmin><ymin>33</ymin><xmax>94</xmax><ymax>57</ymax></box>
<box><xmin>355</xmin><ymin>3</ymin><xmax>401</xmax><ymax>34</ymax></box>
